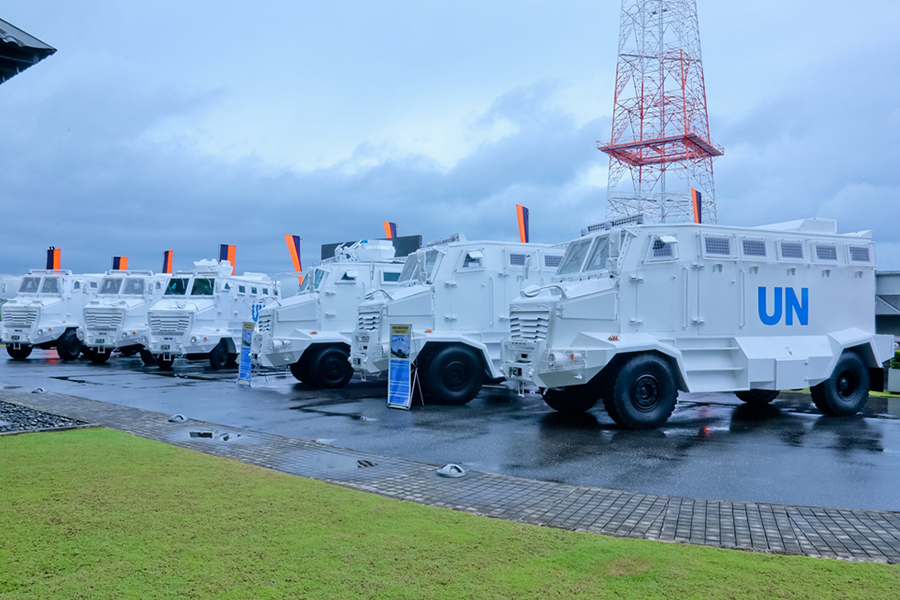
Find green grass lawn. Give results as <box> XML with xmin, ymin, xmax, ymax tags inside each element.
<box><xmin>0</xmin><ymin>429</ymin><xmax>897</xmax><ymax>599</ymax></box>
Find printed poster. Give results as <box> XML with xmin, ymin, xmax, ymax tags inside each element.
<box><xmin>387</xmin><ymin>324</ymin><xmax>411</xmax><ymax>409</ymax></box>
<box><xmin>238</xmin><ymin>321</ymin><xmax>254</xmax><ymax>382</ymax></box>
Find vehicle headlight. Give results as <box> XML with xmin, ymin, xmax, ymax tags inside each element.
<box><xmin>190</xmin><ymin>336</ymin><xmax>198</xmax><ymax>344</ymax></box>
<box><xmin>75</xmin><ymin>329</ymin><xmax>84</xmax><ymax>340</ymax></box>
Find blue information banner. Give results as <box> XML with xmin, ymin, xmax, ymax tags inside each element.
<box><xmin>238</xmin><ymin>321</ymin><xmax>254</xmax><ymax>383</ymax></box>
<box><xmin>387</xmin><ymin>324</ymin><xmax>411</xmax><ymax>409</ymax></box>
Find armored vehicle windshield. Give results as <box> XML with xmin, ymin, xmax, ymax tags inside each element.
<box><xmin>398</xmin><ymin>248</ymin><xmax>442</xmax><ymax>284</ymax></box>
<box><xmin>39</xmin><ymin>277</ymin><xmax>61</xmax><ymax>294</ymax></box>
<box><xmin>18</xmin><ymin>277</ymin><xmax>41</xmax><ymax>294</ymax></box>
<box><xmin>165</xmin><ymin>278</ymin><xmax>189</xmax><ymax>296</ymax></box>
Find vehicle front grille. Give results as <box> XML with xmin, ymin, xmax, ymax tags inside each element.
<box><xmin>257</xmin><ymin>312</ymin><xmax>273</xmax><ymax>333</ymax></box>
<box><xmin>149</xmin><ymin>312</ymin><xmax>191</xmax><ymax>334</ymax></box>
<box><xmin>1</xmin><ymin>306</ymin><xmax>39</xmax><ymax>328</ymax></box>
<box><xmin>84</xmin><ymin>308</ymin><xmax>124</xmax><ymax>331</ymax></box>
<box><xmin>357</xmin><ymin>310</ymin><xmax>382</xmax><ymax>333</ymax></box>
<box><xmin>509</xmin><ymin>310</ymin><xmax>550</xmax><ymax>342</ymax></box>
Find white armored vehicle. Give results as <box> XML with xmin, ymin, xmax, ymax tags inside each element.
<box><xmin>77</xmin><ymin>270</ymin><xmax>170</xmax><ymax>365</ymax></box>
<box><xmin>502</xmin><ymin>217</ymin><xmax>894</xmax><ymax>429</ymax></box>
<box><xmin>1</xmin><ymin>270</ymin><xmax>99</xmax><ymax>361</ymax></box>
<box><xmin>254</xmin><ymin>239</ymin><xmax>409</xmax><ymax>387</ymax></box>
<box><xmin>147</xmin><ymin>259</ymin><xmax>277</xmax><ymax>370</ymax></box>
<box><xmin>351</xmin><ymin>235</ymin><xmax>565</xmax><ymax>404</ymax></box>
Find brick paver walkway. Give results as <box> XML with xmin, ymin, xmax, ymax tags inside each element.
<box><xmin>3</xmin><ymin>389</ymin><xmax>899</xmax><ymax>564</ymax></box>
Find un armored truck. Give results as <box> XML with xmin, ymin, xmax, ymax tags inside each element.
<box><xmin>253</xmin><ymin>239</ymin><xmax>408</xmax><ymax>388</ymax></box>
<box><xmin>146</xmin><ymin>260</ymin><xmax>277</xmax><ymax>370</ymax></box>
<box><xmin>1</xmin><ymin>270</ymin><xmax>100</xmax><ymax>361</ymax></box>
<box><xmin>502</xmin><ymin>218</ymin><xmax>894</xmax><ymax>429</ymax></box>
<box><xmin>351</xmin><ymin>235</ymin><xmax>565</xmax><ymax>404</ymax></box>
<box><xmin>77</xmin><ymin>270</ymin><xmax>171</xmax><ymax>365</ymax></box>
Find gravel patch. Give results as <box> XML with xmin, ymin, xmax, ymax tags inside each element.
<box><xmin>0</xmin><ymin>400</ymin><xmax>89</xmax><ymax>434</ymax></box>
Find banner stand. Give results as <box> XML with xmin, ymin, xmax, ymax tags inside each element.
<box><xmin>237</xmin><ymin>322</ymin><xmax>254</xmax><ymax>385</ymax></box>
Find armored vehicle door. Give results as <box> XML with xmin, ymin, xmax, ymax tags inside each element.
<box><xmin>693</xmin><ymin>232</ymin><xmax>743</xmax><ymax>336</ymax></box>
<box><xmin>442</xmin><ymin>247</ymin><xmax>492</xmax><ymax>337</ymax></box>
<box><xmin>631</xmin><ymin>233</ymin><xmax>683</xmax><ymax>335</ymax></box>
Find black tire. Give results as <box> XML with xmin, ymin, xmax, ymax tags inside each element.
<box><xmin>56</xmin><ymin>329</ymin><xmax>82</xmax><ymax>361</ymax></box>
<box><xmin>307</xmin><ymin>346</ymin><xmax>353</xmax><ymax>389</ymax></box>
<box><xmin>602</xmin><ymin>394</ymin><xmax>625</xmax><ymax>425</ymax></box>
<box><xmin>421</xmin><ymin>345</ymin><xmax>483</xmax><ymax>405</ymax></box>
<box><xmin>289</xmin><ymin>357</ymin><xmax>313</xmax><ymax>383</ymax></box>
<box><xmin>735</xmin><ymin>389</ymin><xmax>780</xmax><ymax>405</ymax></box>
<box><xmin>88</xmin><ymin>348</ymin><xmax>111</xmax><ymax>365</ymax></box>
<box><xmin>209</xmin><ymin>340</ymin><xmax>229</xmax><ymax>370</ymax></box>
<box><xmin>6</xmin><ymin>344</ymin><xmax>32</xmax><ymax>360</ymax></box>
<box><xmin>811</xmin><ymin>352</ymin><xmax>869</xmax><ymax>416</ymax></box>
<box><xmin>610</xmin><ymin>354</ymin><xmax>678</xmax><ymax>429</ymax></box>
<box><xmin>542</xmin><ymin>386</ymin><xmax>598</xmax><ymax>413</ymax></box>
<box><xmin>156</xmin><ymin>355</ymin><xmax>175</xmax><ymax>370</ymax></box>
<box><xmin>140</xmin><ymin>349</ymin><xmax>157</xmax><ymax>366</ymax></box>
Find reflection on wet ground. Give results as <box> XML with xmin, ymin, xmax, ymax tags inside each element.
<box><xmin>1</xmin><ymin>349</ymin><xmax>899</xmax><ymax>511</ymax></box>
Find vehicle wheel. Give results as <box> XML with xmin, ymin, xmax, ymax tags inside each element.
<box><xmin>208</xmin><ymin>340</ymin><xmax>230</xmax><ymax>370</ymax></box>
<box><xmin>56</xmin><ymin>329</ymin><xmax>83</xmax><ymax>361</ymax></box>
<box><xmin>542</xmin><ymin>386</ymin><xmax>598</xmax><ymax>413</ymax></box>
<box><xmin>307</xmin><ymin>346</ymin><xmax>353</xmax><ymax>389</ymax></box>
<box><xmin>422</xmin><ymin>345</ymin><xmax>483</xmax><ymax>405</ymax></box>
<box><xmin>289</xmin><ymin>356</ymin><xmax>313</xmax><ymax>383</ymax></box>
<box><xmin>734</xmin><ymin>389</ymin><xmax>780</xmax><ymax>405</ymax></box>
<box><xmin>156</xmin><ymin>355</ymin><xmax>175</xmax><ymax>370</ymax></box>
<box><xmin>140</xmin><ymin>349</ymin><xmax>157</xmax><ymax>366</ymax></box>
<box><xmin>811</xmin><ymin>352</ymin><xmax>869</xmax><ymax>416</ymax></box>
<box><xmin>610</xmin><ymin>354</ymin><xmax>678</xmax><ymax>429</ymax></box>
<box><xmin>88</xmin><ymin>348</ymin><xmax>111</xmax><ymax>365</ymax></box>
<box><xmin>602</xmin><ymin>394</ymin><xmax>625</xmax><ymax>425</ymax></box>
<box><xmin>6</xmin><ymin>344</ymin><xmax>32</xmax><ymax>360</ymax></box>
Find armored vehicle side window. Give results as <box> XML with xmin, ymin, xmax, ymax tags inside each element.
<box><xmin>123</xmin><ymin>278</ymin><xmax>145</xmax><ymax>295</ymax></box>
<box><xmin>742</xmin><ymin>239</ymin><xmax>767</xmax><ymax>258</ymax></box>
<box><xmin>779</xmin><ymin>241</ymin><xmax>805</xmax><ymax>260</ymax></box>
<box><xmin>584</xmin><ymin>237</ymin><xmax>611</xmax><ymax>272</ymax></box>
<box><xmin>73</xmin><ymin>281</ymin><xmax>81</xmax><ymax>290</ymax></box>
<box><xmin>99</xmin><ymin>278</ymin><xmax>123</xmax><ymax>295</ymax></box>
<box><xmin>19</xmin><ymin>277</ymin><xmax>40</xmax><ymax>293</ymax></box>
<box><xmin>382</xmin><ymin>271</ymin><xmax>401</xmax><ymax>284</ymax></box>
<box><xmin>849</xmin><ymin>246</ymin><xmax>871</xmax><ymax>263</ymax></box>
<box><xmin>40</xmin><ymin>278</ymin><xmax>60</xmax><ymax>294</ymax></box>
<box><xmin>238</xmin><ymin>285</ymin><xmax>247</xmax><ymax>294</ymax></box>
<box><xmin>509</xmin><ymin>252</ymin><xmax>527</xmax><ymax>267</ymax></box>
<box><xmin>544</xmin><ymin>254</ymin><xmax>563</xmax><ymax>269</ymax></box>
<box><xmin>704</xmin><ymin>236</ymin><xmax>732</xmax><ymax>257</ymax></box>
<box><xmin>557</xmin><ymin>239</ymin><xmax>592</xmax><ymax>275</ymax></box>
<box><xmin>424</xmin><ymin>249</ymin><xmax>442</xmax><ymax>282</ymax></box>
<box><xmin>815</xmin><ymin>244</ymin><xmax>838</xmax><ymax>262</ymax></box>
<box><xmin>647</xmin><ymin>236</ymin><xmax>676</xmax><ymax>260</ymax></box>
<box><xmin>461</xmin><ymin>250</ymin><xmax>483</xmax><ymax>270</ymax></box>
<box><xmin>263</xmin><ymin>288</ymin><xmax>269</xmax><ymax>295</ymax></box>
<box><xmin>190</xmin><ymin>278</ymin><xmax>214</xmax><ymax>296</ymax></box>
<box><xmin>165</xmin><ymin>278</ymin><xmax>189</xmax><ymax>296</ymax></box>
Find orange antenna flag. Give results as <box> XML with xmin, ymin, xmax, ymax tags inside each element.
<box><xmin>46</xmin><ymin>247</ymin><xmax>61</xmax><ymax>270</ymax></box>
<box><xmin>162</xmin><ymin>251</ymin><xmax>174</xmax><ymax>274</ymax></box>
<box><xmin>285</xmin><ymin>234</ymin><xmax>303</xmax><ymax>285</ymax></box>
<box><xmin>218</xmin><ymin>244</ymin><xmax>236</xmax><ymax>276</ymax></box>
<box><xmin>516</xmin><ymin>204</ymin><xmax>529</xmax><ymax>243</ymax></box>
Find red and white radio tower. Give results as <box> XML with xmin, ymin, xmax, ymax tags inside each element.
<box><xmin>599</xmin><ymin>0</ymin><xmax>723</xmax><ymax>223</ymax></box>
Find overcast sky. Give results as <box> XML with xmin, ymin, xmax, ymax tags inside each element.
<box><xmin>1</xmin><ymin>1</ymin><xmax>899</xmax><ymax>278</ymax></box>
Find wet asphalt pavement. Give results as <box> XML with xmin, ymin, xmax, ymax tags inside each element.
<box><xmin>2</xmin><ymin>349</ymin><xmax>899</xmax><ymax>512</ymax></box>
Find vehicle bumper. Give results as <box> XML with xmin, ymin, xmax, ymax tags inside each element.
<box><xmin>351</xmin><ymin>332</ymin><xmax>388</xmax><ymax>375</ymax></box>
<box><xmin>502</xmin><ymin>339</ymin><xmax>613</xmax><ymax>389</ymax></box>
<box><xmin>1</xmin><ymin>326</ymin><xmax>58</xmax><ymax>347</ymax></box>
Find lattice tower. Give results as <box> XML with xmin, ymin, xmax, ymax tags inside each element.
<box><xmin>599</xmin><ymin>0</ymin><xmax>723</xmax><ymax>223</ymax></box>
